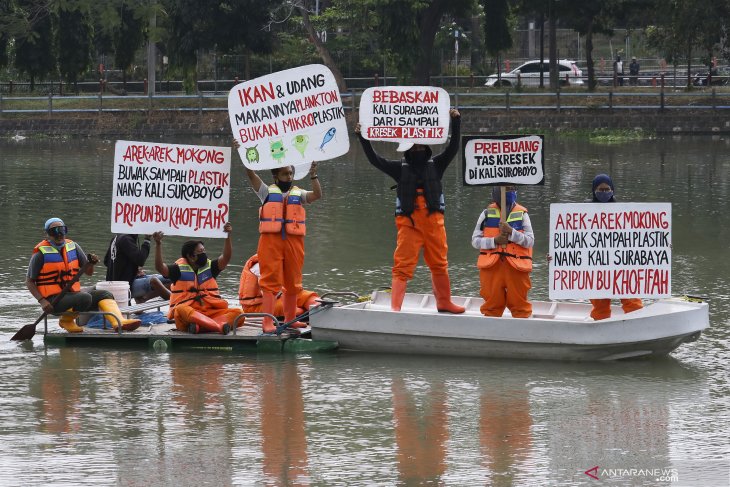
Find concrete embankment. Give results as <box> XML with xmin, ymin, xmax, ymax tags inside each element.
<box><xmin>1</xmin><ymin>109</ymin><xmax>729</xmax><ymax>138</ymax></box>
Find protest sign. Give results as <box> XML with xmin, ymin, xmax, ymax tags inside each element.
<box><xmin>228</xmin><ymin>64</ymin><xmax>349</xmax><ymax>170</ymax></box>
<box><xmin>112</xmin><ymin>140</ymin><xmax>231</xmax><ymax>238</ymax></box>
<box><xmin>358</xmin><ymin>86</ymin><xmax>450</xmax><ymax>145</ymax></box>
<box><xmin>462</xmin><ymin>135</ymin><xmax>544</xmax><ymax>186</ymax></box>
<box><xmin>549</xmin><ymin>203</ymin><xmax>672</xmax><ymax>300</ymax></box>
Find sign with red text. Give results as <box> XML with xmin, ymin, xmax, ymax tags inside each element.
<box><xmin>112</xmin><ymin>141</ymin><xmax>231</xmax><ymax>238</ymax></box>
<box><xmin>358</xmin><ymin>86</ymin><xmax>450</xmax><ymax>144</ymax></box>
<box><xmin>228</xmin><ymin>64</ymin><xmax>349</xmax><ymax>170</ymax></box>
<box><xmin>462</xmin><ymin>135</ymin><xmax>544</xmax><ymax>186</ymax></box>
<box><xmin>549</xmin><ymin>203</ymin><xmax>671</xmax><ymax>300</ymax></box>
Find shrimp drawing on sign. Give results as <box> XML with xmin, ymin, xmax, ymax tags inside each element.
<box><xmin>319</xmin><ymin>127</ymin><xmax>336</xmax><ymax>151</ymax></box>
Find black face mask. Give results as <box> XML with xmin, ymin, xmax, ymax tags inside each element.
<box><xmin>276</xmin><ymin>180</ymin><xmax>293</xmax><ymax>192</ymax></box>
<box><xmin>408</xmin><ymin>152</ymin><xmax>428</xmax><ymax>165</ymax></box>
<box><xmin>195</xmin><ymin>253</ymin><xmax>207</xmax><ymax>267</ymax></box>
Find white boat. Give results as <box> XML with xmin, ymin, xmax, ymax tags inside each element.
<box><xmin>309</xmin><ymin>291</ymin><xmax>709</xmax><ymax>361</ymax></box>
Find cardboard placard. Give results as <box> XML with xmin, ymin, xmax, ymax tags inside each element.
<box><xmin>112</xmin><ymin>140</ymin><xmax>231</xmax><ymax>238</ymax></box>
<box><xmin>462</xmin><ymin>135</ymin><xmax>544</xmax><ymax>186</ymax></box>
<box><xmin>549</xmin><ymin>203</ymin><xmax>672</xmax><ymax>299</ymax></box>
<box><xmin>228</xmin><ymin>64</ymin><xmax>349</xmax><ymax>169</ymax></box>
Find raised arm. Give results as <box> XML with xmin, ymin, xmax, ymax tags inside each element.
<box><xmin>217</xmin><ymin>222</ymin><xmax>233</xmax><ymax>270</ymax></box>
<box><xmin>246</xmin><ymin>168</ymin><xmax>264</xmax><ymax>193</ymax></box>
<box><xmin>306</xmin><ymin>162</ymin><xmax>322</xmax><ymax>203</ymax></box>
<box><xmin>152</xmin><ymin>231</ymin><xmax>169</xmax><ymax>278</ymax></box>
<box><xmin>433</xmin><ymin>109</ymin><xmax>461</xmax><ymax>174</ymax></box>
<box><xmin>355</xmin><ymin>122</ymin><xmax>402</xmax><ymax>181</ymax></box>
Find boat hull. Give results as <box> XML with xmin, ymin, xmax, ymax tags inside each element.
<box><xmin>310</xmin><ymin>292</ymin><xmax>709</xmax><ymax>361</ymax></box>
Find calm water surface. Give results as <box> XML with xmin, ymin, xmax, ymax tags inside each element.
<box><xmin>0</xmin><ymin>135</ymin><xmax>728</xmax><ymax>486</ymax></box>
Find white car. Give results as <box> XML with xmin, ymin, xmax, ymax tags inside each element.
<box><xmin>485</xmin><ymin>59</ymin><xmax>583</xmax><ymax>87</ymax></box>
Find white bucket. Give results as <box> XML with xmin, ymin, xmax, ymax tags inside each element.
<box><xmin>96</xmin><ymin>281</ymin><xmax>131</xmax><ymax>308</ymax></box>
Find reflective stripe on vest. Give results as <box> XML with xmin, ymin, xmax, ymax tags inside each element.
<box><xmin>259</xmin><ymin>185</ymin><xmax>306</xmax><ymax>236</ymax></box>
<box><xmin>168</xmin><ymin>257</ymin><xmax>228</xmax><ymax>317</ymax></box>
<box><xmin>477</xmin><ymin>203</ymin><xmax>533</xmax><ymax>272</ymax></box>
<box><xmin>33</xmin><ymin>240</ymin><xmax>81</xmax><ymax>297</ymax></box>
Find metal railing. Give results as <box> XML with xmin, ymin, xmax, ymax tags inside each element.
<box><xmin>1</xmin><ymin>88</ymin><xmax>729</xmax><ymax>115</ymax></box>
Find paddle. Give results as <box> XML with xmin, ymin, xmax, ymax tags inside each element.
<box><xmin>11</xmin><ymin>260</ymin><xmax>95</xmax><ymax>341</ymax></box>
<box><xmin>271</xmin><ymin>299</ymin><xmax>337</xmax><ymax>336</ymax></box>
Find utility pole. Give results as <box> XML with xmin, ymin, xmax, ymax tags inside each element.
<box><xmin>147</xmin><ymin>4</ymin><xmax>156</xmax><ymax>95</ymax></box>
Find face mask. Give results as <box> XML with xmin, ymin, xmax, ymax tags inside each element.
<box><xmin>595</xmin><ymin>191</ymin><xmax>613</xmax><ymax>203</ymax></box>
<box><xmin>195</xmin><ymin>253</ymin><xmax>207</xmax><ymax>267</ymax></box>
<box><xmin>276</xmin><ymin>180</ymin><xmax>292</xmax><ymax>193</ymax></box>
<box><xmin>505</xmin><ymin>191</ymin><xmax>517</xmax><ymax>208</ymax></box>
<box><xmin>48</xmin><ymin>226</ymin><xmax>68</xmax><ymax>238</ymax></box>
<box><xmin>408</xmin><ymin>151</ymin><xmax>428</xmax><ymax>165</ymax></box>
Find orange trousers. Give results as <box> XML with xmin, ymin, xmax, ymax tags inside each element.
<box><xmin>243</xmin><ymin>289</ymin><xmax>318</xmax><ymax>316</ymax></box>
<box><xmin>172</xmin><ymin>305</ymin><xmax>242</xmax><ymax>332</ymax></box>
<box><xmin>393</xmin><ymin>199</ymin><xmax>449</xmax><ymax>281</ymax></box>
<box><xmin>590</xmin><ymin>298</ymin><xmax>643</xmax><ymax>320</ymax></box>
<box><xmin>479</xmin><ymin>258</ymin><xmax>532</xmax><ymax>318</ymax></box>
<box><xmin>257</xmin><ymin>233</ymin><xmax>305</xmax><ymax>295</ymax></box>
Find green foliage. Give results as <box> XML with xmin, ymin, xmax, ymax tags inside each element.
<box><xmin>56</xmin><ymin>4</ymin><xmax>94</xmax><ymax>86</ymax></box>
<box><xmin>14</xmin><ymin>0</ymin><xmax>56</xmax><ymax>87</ymax></box>
<box><xmin>482</xmin><ymin>0</ymin><xmax>511</xmax><ymax>56</ymax></box>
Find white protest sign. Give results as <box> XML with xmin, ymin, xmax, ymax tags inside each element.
<box><xmin>228</xmin><ymin>64</ymin><xmax>349</xmax><ymax>170</ymax></box>
<box><xmin>358</xmin><ymin>86</ymin><xmax>450</xmax><ymax>144</ymax></box>
<box><xmin>462</xmin><ymin>135</ymin><xmax>544</xmax><ymax>186</ymax></box>
<box><xmin>549</xmin><ymin>203</ymin><xmax>672</xmax><ymax>300</ymax></box>
<box><xmin>112</xmin><ymin>140</ymin><xmax>231</xmax><ymax>238</ymax></box>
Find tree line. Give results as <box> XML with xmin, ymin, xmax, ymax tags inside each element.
<box><xmin>0</xmin><ymin>0</ymin><xmax>728</xmax><ymax>93</ymax></box>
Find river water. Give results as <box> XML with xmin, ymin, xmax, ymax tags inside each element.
<box><xmin>0</xmin><ymin>135</ymin><xmax>728</xmax><ymax>486</ymax></box>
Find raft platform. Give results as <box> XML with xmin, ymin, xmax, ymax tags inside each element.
<box><xmin>40</xmin><ymin>299</ymin><xmax>339</xmax><ymax>354</ymax></box>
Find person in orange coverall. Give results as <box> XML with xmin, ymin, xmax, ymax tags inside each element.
<box><xmin>472</xmin><ymin>186</ymin><xmax>534</xmax><ymax>318</ymax></box>
<box><xmin>245</xmin><ymin>163</ymin><xmax>322</xmax><ymax>333</ymax></box>
<box><xmin>355</xmin><ymin>109</ymin><xmax>464</xmax><ymax>314</ymax></box>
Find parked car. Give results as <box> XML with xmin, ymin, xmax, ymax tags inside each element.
<box><xmin>692</xmin><ymin>66</ymin><xmax>730</xmax><ymax>86</ymax></box>
<box><xmin>485</xmin><ymin>59</ymin><xmax>583</xmax><ymax>87</ymax></box>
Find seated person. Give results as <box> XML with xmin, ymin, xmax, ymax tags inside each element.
<box><xmin>104</xmin><ymin>234</ymin><xmax>171</xmax><ymax>304</ymax></box>
<box><xmin>27</xmin><ymin>218</ymin><xmax>140</xmax><ymax>333</ymax></box>
<box><xmin>238</xmin><ymin>253</ymin><xmax>319</xmax><ymax>318</ymax></box>
<box><xmin>153</xmin><ymin>222</ymin><xmax>241</xmax><ymax>334</ymax></box>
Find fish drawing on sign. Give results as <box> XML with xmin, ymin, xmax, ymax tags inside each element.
<box><xmin>319</xmin><ymin>127</ymin><xmax>336</xmax><ymax>151</ymax></box>
<box><xmin>292</xmin><ymin>134</ymin><xmax>309</xmax><ymax>157</ymax></box>
<box><xmin>269</xmin><ymin>139</ymin><xmax>287</xmax><ymax>162</ymax></box>
<box><xmin>244</xmin><ymin>145</ymin><xmax>259</xmax><ymax>164</ymax></box>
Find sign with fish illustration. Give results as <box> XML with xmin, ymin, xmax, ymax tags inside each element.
<box><xmin>358</xmin><ymin>86</ymin><xmax>451</xmax><ymax>145</ymax></box>
<box><xmin>228</xmin><ymin>64</ymin><xmax>349</xmax><ymax>170</ymax></box>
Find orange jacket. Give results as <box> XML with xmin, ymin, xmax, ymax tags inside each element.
<box><xmin>238</xmin><ymin>254</ymin><xmax>263</xmax><ymax>308</ymax></box>
<box><xmin>168</xmin><ymin>257</ymin><xmax>228</xmax><ymax>318</ymax></box>
<box><xmin>477</xmin><ymin>203</ymin><xmax>533</xmax><ymax>272</ymax></box>
<box><xmin>33</xmin><ymin>239</ymin><xmax>81</xmax><ymax>298</ymax></box>
<box><xmin>259</xmin><ymin>185</ymin><xmax>306</xmax><ymax>236</ymax></box>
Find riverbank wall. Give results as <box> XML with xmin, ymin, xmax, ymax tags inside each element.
<box><xmin>2</xmin><ymin>109</ymin><xmax>729</xmax><ymax>138</ymax></box>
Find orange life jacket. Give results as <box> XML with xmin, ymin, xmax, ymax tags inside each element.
<box><xmin>259</xmin><ymin>185</ymin><xmax>306</xmax><ymax>236</ymax></box>
<box><xmin>33</xmin><ymin>239</ymin><xmax>81</xmax><ymax>298</ymax></box>
<box><xmin>477</xmin><ymin>203</ymin><xmax>533</xmax><ymax>272</ymax></box>
<box><xmin>168</xmin><ymin>257</ymin><xmax>228</xmax><ymax>318</ymax></box>
<box><xmin>238</xmin><ymin>254</ymin><xmax>262</xmax><ymax>309</ymax></box>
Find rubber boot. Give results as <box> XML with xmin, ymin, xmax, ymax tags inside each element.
<box><xmin>431</xmin><ymin>273</ymin><xmax>466</xmax><ymax>314</ymax></box>
<box><xmin>261</xmin><ymin>291</ymin><xmax>277</xmax><ymax>334</ymax></box>
<box><xmin>98</xmin><ymin>299</ymin><xmax>142</xmax><ymax>331</ymax></box>
<box><xmin>187</xmin><ymin>310</ymin><xmax>229</xmax><ymax>335</ymax></box>
<box><xmin>391</xmin><ymin>278</ymin><xmax>407</xmax><ymax>311</ymax></box>
<box><xmin>58</xmin><ymin>308</ymin><xmax>83</xmax><ymax>333</ymax></box>
<box><xmin>284</xmin><ymin>292</ymin><xmax>307</xmax><ymax>329</ymax></box>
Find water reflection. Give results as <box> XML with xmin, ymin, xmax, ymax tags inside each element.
<box><xmin>1</xmin><ymin>135</ymin><xmax>729</xmax><ymax>485</ymax></box>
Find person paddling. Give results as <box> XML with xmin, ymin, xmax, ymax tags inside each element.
<box><xmin>26</xmin><ymin>217</ymin><xmax>141</xmax><ymax>333</ymax></box>
<box><xmin>355</xmin><ymin>109</ymin><xmax>465</xmax><ymax>314</ymax></box>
